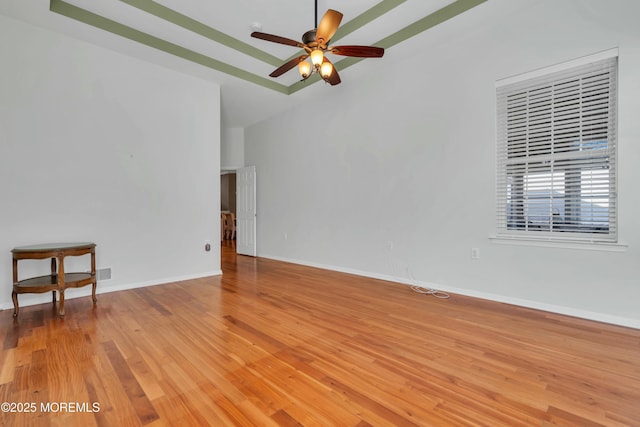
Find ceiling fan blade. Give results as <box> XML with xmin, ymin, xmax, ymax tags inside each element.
<box><xmin>322</xmin><ymin>57</ymin><xmax>341</xmax><ymax>86</ymax></box>
<box><xmin>316</xmin><ymin>9</ymin><xmax>343</xmax><ymax>45</ymax></box>
<box><xmin>329</xmin><ymin>45</ymin><xmax>385</xmax><ymax>58</ymax></box>
<box><xmin>269</xmin><ymin>55</ymin><xmax>309</xmax><ymax>78</ymax></box>
<box><xmin>251</xmin><ymin>32</ymin><xmax>305</xmax><ymax>48</ymax></box>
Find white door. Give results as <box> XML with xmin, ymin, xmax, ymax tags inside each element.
<box><xmin>236</xmin><ymin>166</ymin><xmax>257</xmax><ymax>256</ymax></box>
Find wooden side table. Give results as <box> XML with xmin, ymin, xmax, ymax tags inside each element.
<box><xmin>12</xmin><ymin>242</ymin><xmax>97</xmax><ymax>318</ymax></box>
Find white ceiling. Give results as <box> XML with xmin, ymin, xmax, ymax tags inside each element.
<box><xmin>0</xmin><ymin>0</ymin><xmax>483</xmax><ymax>128</ymax></box>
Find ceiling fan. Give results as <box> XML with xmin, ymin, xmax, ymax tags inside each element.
<box><xmin>251</xmin><ymin>0</ymin><xmax>384</xmax><ymax>86</ymax></box>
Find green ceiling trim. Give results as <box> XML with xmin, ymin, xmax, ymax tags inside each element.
<box><xmin>374</xmin><ymin>0</ymin><xmax>487</xmax><ymax>49</ymax></box>
<box><xmin>49</xmin><ymin>0</ymin><xmax>486</xmax><ymax>96</ymax></box>
<box><xmin>118</xmin><ymin>0</ymin><xmax>283</xmax><ymax>67</ymax></box>
<box><xmin>49</xmin><ymin>0</ymin><xmax>289</xmax><ymax>94</ymax></box>
<box><xmin>331</xmin><ymin>0</ymin><xmax>406</xmax><ymax>43</ymax></box>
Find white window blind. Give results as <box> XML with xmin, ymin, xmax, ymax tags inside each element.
<box><xmin>496</xmin><ymin>55</ymin><xmax>618</xmax><ymax>242</ymax></box>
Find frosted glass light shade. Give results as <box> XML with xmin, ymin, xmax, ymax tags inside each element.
<box><xmin>310</xmin><ymin>49</ymin><xmax>324</xmax><ymax>67</ymax></box>
<box><xmin>298</xmin><ymin>60</ymin><xmax>311</xmax><ymax>78</ymax></box>
<box><xmin>320</xmin><ymin>61</ymin><xmax>333</xmax><ymax>79</ymax></box>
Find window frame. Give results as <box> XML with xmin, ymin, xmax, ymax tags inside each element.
<box><xmin>494</xmin><ymin>50</ymin><xmax>619</xmax><ymax>246</ymax></box>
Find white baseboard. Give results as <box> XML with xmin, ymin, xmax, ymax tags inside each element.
<box><xmin>0</xmin><ymin>270</ymin><xmax>222</xmax><ymax>312</ymax></box>
<box><xmin>260</xmin><ymin>254</ymin><xmax>640</xmax><ymax>330</ymax></box>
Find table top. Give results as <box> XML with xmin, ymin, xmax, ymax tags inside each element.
<box><xmin>12</xmin><ymin>242</ymin><xmax>96</xmax><ymax>253</ymax></box>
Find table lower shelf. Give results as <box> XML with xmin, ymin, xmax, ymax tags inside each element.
<box><xmin>14</xmin><ymin>273</ymin><xmax>95</xmax><ymax>293</ymax></box>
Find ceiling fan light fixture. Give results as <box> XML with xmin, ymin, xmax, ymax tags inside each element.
<box><xmin>298</xmin><ymin>60</ymin><xmax>312</xmax><ymax>79</ymax></box>
<box><xmin>320</xmin><ymin>61</ymin><xmax>333</xmax><ymax>79</ymax></box>
<box><xmin>310</xmin><ymin>49</ymin><xmax>324</xmax><ymax>67</ymax></box>
<box><xmin>250</xmin><ymin>2</ymin><xmax>383</xmax><ymax>86</ymax></box>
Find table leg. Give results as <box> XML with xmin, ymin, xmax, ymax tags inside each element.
<box><xmin>12</xmin><ymin>290</ymin><xmax>18</xmax><ymax>318</ymax></box>
<box><xmin>12</xmin><ymin>256</ymin><xmax>19</xmax><ymax>318</ymax></box>
<box><xmin>91</xmin><ymin>249</ymin><xmax>97</xmax><ymax>304</ymax></box>
<box><xmin>58</xmin><ymin>256</ymin><xmax>65</xmax><ymax>318</ymax></box>
<box><xmin>59</xmin><ymin>290</ymin><xmax>65</xmax><ymax>318</ymax></box>
<box><xmin>51</xmin><ymin>257</ymin><xmax>58</xmax><ymax>306</ymax></box>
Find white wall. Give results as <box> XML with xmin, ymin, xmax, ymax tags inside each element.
<box><xmin>245</xmin><ymin>0</ymin><xmax>640</xmax><ymax>328</ymax></box>
<box><xmin>0</xmin><ymin>14</ymin><xmax>221</xmax><ymax>311</ymax></box>
<box><xmin>221</xmin><ymin>127</ymin><xmax>245</xmax><ymax>171</ymax></box>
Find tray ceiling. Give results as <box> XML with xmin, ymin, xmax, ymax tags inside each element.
<box><xmin>1</xmin><ymin>0</ymin><xmax>487</xmax><ymax>127</ymax></box>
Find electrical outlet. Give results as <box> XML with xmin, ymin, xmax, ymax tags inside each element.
<box><xmin>471</xmin><ymin>248</ymin><xmax>480</xmax><ymax>259</ymax></box>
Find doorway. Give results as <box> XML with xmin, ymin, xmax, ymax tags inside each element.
<box><xmin>221</xmin><ymin>172</ymin><xmax>236</xmax><ymax>248</ymax></box>
<box><xmin>221</xmin><ymin>167</ymin><xmax>256</xmax><ymax>257</ymax></box>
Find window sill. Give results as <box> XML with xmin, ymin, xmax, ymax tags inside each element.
<box><xmin>489</xmin><ymin>235</ymin><xmax>628</xmax><ymax>252</ymax></box>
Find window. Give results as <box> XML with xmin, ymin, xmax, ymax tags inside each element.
<box><xmin>496</xmin><ymin>53</ymin><xmax>618</xmax><ymax>242</ymax></box>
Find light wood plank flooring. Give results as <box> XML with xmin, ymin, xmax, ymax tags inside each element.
<box><xmin>1</xmin><ymin>242</ymin><xmax>639</xmax><ymax>426</ymax></box>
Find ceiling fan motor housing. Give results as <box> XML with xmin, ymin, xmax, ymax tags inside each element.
<box><xmin>302</xmin><ymin>30</ymin><xmax>318</xmax><ymax>47</ymax></box>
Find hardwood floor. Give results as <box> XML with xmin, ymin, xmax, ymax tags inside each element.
<box><xmin>1</xmin><ymin>242</ymin><xmax>639</xmax><ymax>426</ymax></box>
